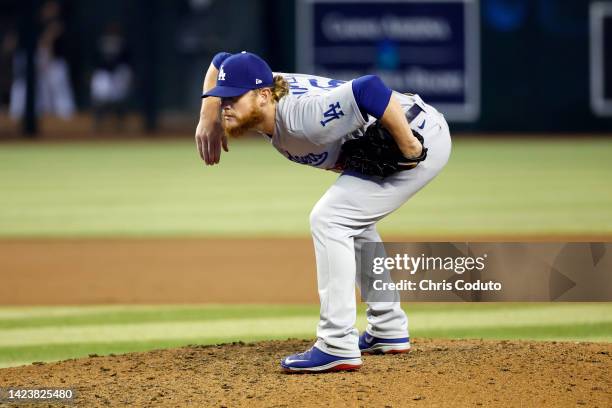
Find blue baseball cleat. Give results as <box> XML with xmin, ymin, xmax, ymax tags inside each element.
<box><xmin>281</xmin><ymin>346</ymin><xmax>362</xmax><ymax>373</ymax></box>
<box><xmin>359</xmin><ymin>332</ymin><xmax>411</xmax><ymax>354</ymax></box>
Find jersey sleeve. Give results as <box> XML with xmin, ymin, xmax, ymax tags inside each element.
<box><xmin>296</xmin><ymin>81</ymin><xmax>368</xmax><ymax>146</ymax></box>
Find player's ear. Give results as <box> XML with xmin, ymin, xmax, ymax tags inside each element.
<box><xmin>258</xmin><ymin>88</ymin><xmax>272</xmax><ymax>105</ymax></box>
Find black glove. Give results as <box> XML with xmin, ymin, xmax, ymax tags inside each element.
<box><xmin>335</xmin><ymin>121</ymin><xmax>428</xmax><ymax>178</ymax></box>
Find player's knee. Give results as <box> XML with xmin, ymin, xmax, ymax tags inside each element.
<box><xmin>309</xmin><ymin>203</ymin><xmax>351</xmax><ymax>235</ymax></box>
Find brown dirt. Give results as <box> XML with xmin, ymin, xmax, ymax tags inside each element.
<box><xmin>2</xmin><ymin>236</ymin><xmax>609</xmax><ymax>305</ymax></box>
<box><xmin>1</xmin><ymin>237</ymin><xmax>611</xmax><ymax>407</ymax></box>
<box><xmin>0</xmin><ymin>338</ymin><xmax>610</xmax><ymax>407</ymax></box>
<box><xmin>0</xmin><ymin>238</ymin><xmax>319</xmax><ymax>304</ymax></box>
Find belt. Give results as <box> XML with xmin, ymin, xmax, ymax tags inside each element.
<box><xmin>406</xmin><ymin>103</ymin><xmax>424</xmax><ymax>123</ymax></box>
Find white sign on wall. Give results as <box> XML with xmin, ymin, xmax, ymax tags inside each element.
<box><xmin>590</xmin><ymin>2</ymin><xmax>612</xmax><ymax>117</ymax></box>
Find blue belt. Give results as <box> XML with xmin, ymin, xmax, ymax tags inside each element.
<box><xmin>406</xmin><ymin>103</ymin><xmax>424</xmax><ymax>123</ymax></box>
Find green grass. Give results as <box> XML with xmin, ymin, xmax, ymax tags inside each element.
<box><xmin>1</xmin><ymin>138</ymin><xmax>611</xmax><ymax>237</ymax></box>
<box><xmin>0</xmin><ymin>303</ymin><xmax>610</xmax><ymax>368</ymax></box>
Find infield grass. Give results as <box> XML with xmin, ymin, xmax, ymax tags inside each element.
<box><xmin>0</xmin><ymin>303</ymin><xmax>611</xmax><ymax>368</ymax></box>
<box><xmin>1</xmin><ymin>138</ymin><xmax>611</xmax><ymax>237</ymax></box>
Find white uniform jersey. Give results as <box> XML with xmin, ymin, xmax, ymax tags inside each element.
<box><xmin>267</xmin><ymin>72</ymin><xmax>440</xmax><ymax>170</ymax></box>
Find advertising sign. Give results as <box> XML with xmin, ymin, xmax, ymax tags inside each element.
<box><xmin>590</xmin><ymin>2</ymin><xmax>612</xmax><ymax>117</ymax></box>
<box><xmin>297</xmin><ymin>0</ymin><xmax>481</xmax><ymax>122</ymax></box>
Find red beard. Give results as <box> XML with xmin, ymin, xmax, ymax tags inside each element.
<box><xmin>222</xmin><ymin>104</ymin><xmax>265</xmax><ymax>138</ymax></box>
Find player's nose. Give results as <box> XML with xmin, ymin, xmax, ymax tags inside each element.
<box><xmin>220</xmin><ymin>97</ymin><xmax>234</xmax><ymax>108</ymax></box>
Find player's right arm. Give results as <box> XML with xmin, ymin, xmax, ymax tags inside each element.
<box><xmin>195</xmin><ymin>52</ymin><xmax>231</xmax><ymax>165</ymax></box>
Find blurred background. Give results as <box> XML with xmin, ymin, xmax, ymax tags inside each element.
<box><xmin>1</xmin><ymin>0</ymin><xmax>611</xmax><ymax>135</ymax></box>
<box><xmin>0</xmin><ymin>0</ymin><xmax>611</xmax><ymax>369</ymax></box>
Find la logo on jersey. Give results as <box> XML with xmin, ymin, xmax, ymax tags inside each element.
<box><xmin>218</xmin><ymin>66</ymin><xmax>226</xmax><ymax>81</ymax></box>
<box><xmin>320</xmin><ymin>102</ymin><xmax>344</xmax><ymax>126</ymax></box>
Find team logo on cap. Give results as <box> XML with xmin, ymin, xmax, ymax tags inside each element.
<box><xmin>255</xmin><ymin>78</ymin><xmax>262</xmax><ymax>85</ymax></box>
<box><xmin>218</xmin><ymin>66</ymin><xmax>226</xmax><ymax>81</ymax></box>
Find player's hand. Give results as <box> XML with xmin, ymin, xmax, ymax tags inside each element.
<box><xmin>195</xmin><ymin>118</ymin><xmax>228</xmax><ymax>165</ymax></box>
<box><xmin>399</xmin><ymin>136</ymin><xmax>424</xmax><ymax>159</ymax></box>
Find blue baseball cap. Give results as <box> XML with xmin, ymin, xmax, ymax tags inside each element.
<box><xmin>202</xmin><ymin>52</ymin><xmax>273</xmax><ymax>98</ymax></box>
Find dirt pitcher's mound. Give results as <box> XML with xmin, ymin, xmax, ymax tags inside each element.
<box><xmin>1</xmin><ymin>339</ymin><xmax>610</xmax><ymax>407</ymax></box>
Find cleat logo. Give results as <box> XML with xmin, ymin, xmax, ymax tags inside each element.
<box><xmin>284</xmin><ymin>357</ymin><xmax>309</xmax><ymax>364</ymax></box>
<box><xmin>365</xmin><ymin>334</ymin><xmax>374</xmax><ymax>343</ymax></box>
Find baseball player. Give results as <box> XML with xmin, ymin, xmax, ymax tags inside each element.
<box><xmin>195</xmin><ymin>51</ymin><xmax>451</xmax><ymax>373</ymax></box>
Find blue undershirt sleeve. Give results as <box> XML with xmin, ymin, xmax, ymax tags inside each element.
<box><xmin>351</xmin><ymin>75</ymin><xmax>393</xmax><ymax>121</ymax></box>
<box><xmin>211</xmin><ymin>52</ymin><xmax>232</xmax><ymax>69</ymax></box>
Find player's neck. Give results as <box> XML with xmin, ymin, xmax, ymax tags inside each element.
<box><xmin>254</xmin><ymin>102</ymin><xmax>276</xmax><ymax>136</ymax></box>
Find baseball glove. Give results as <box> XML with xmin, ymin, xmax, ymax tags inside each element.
<box><xmin>335</xmin><ymin>121</ymin><xmax>428</xmax><ymax>178</ymax></box>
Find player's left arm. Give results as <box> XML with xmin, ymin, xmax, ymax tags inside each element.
<box><xmin>352</xmin><ymin>75</ymin><xmax>423</xmax><ymax>158</ymax></box>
